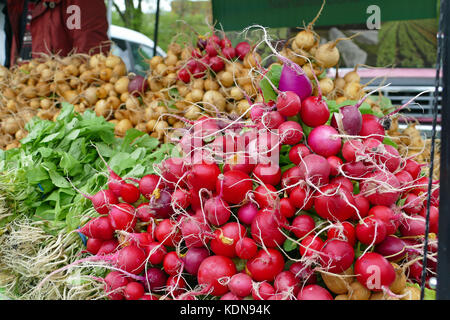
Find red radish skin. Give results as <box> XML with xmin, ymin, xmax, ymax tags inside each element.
<box><xmin>182</xmin><ymin>247</ymin><xmax>210</xmax><ymax>276</ymax></box>
<box><xmin>298</xmin><ymin>154</ymin><xmax>331</xmax><ymax>186</ymax></box>
<box><xmin>319</xmin><ymin>239</ymin><xmax>355</xmax><ymax>273</ymax></box>
<box><xmin>375</xmin><ymin>235</ymin><xmax>406</xmax><ymax>262</ymax></box>
<box><xmin>158</xmin><ymin>158</ymin><xmax>188</xmax><ymax>188</ymax></box>
<box><xmin>204</xmin><ymin>196</ymin><xmax>231</xmax><ymax>226</ymax></box>
<box><xmin>228</xmin><ymin>273</ymin><xmax>253</xmax><ymax>297</ymax></box>
<box><xmin>104</xmin><ymin>271</ymin><xmax>129</xmax><ymax>300</ymax></box>
<box><xmin>368</xmin><ymin>205</ymin><xmax>400</xmax><ymax>235</ymax></box>
<box><xmin>274</xmin><ymin>271</ymin><xmax>300</xmax><ymax>296</ymax></box>
<box><xmin>108</xmin><ymin>171</ymin><xmax>125</xmax><ymax>198</ymax></box>
<box><xmin>297</xmin><ymin>284</ymin><xmax>333</xmax><ymax>300</ymax></box>
<box><xmin>220</xmin><ymin>292</ymin><xmax>242</xmax><ymax>300</ymax></box>
<box><xmin>281</xmin><ymin>166</ymin><xmax>304</xmax><ymax>192</ymax></box>
<box><xmin>108</xmin><ymin>203</ymin><xmax>136</xmax><ymax>232</ymax></box>
<box><xmin>359</xmin><ymin>114</ymin><xmax>385</xmax><ymax>141</ymax></box>
<box><xmin>278</xmin><ymin>62</ymin><xmax>313</xmax><ymax>101</ymax></box>
<box><xmin>124</xmin><ymin>282</ymin><xmax>145</xmax><ymax>300</ymax></box>
<box><xmin>79</xmin><ymin>216</ymin><xmax>115</xmax><ymax>240</ymax></box>
<box><xmin>217</xmin><ymin>170</ymin><xmax>253</xmax><ymax>205</ymax></box>
<box><xmin>276</xmin><ymin>91</ymin><xmax>302</xmax><ymax>117</ymax></box>
<box><xmin>171</xmin><ymin>188</ymin><xmax>191</xmax><ymax>209</ymax></box>
<box><xmin>330</xmin><ymin>176</ymin><xmax>354</xmax><ymax>193</ymax></box>
<box><xmin>237</xmin><ymin>202</ymin><xmax>259</xmax><ymax>225</ymax></box>
<box><xmin>352</xmin><ymin>194</ymin><xmax>370</xmax><ymax>220</ymax></box>
<box><xmin>97</xmin><ymin>239</ymin><xmax>119</xmax><ymax>256</ymax></box>
<box><xmin>404</xmin><ymin>159</ymin><xmax>421</xmax><ymax>179</ymax></box>
<box><xmin>300</xmin><ymin>234</ymin><xmax>324</xmax><ymax>258</ymax></box>
<box><xmin>246</xmin><ymin>248</ymin><xmax>284</xmax><ymax>282</ymax></box>
<box><xmin>260</xmin><ymin>111</ymin><xmax>285</xmax><ymax>130</ymax></box>
<box><xmin>327</xmin><ymin>221</ymin><xmax>356</xmax><ymax>247</ymax></box>
<box><xmin>399</xmin><ymin>215</ymin><xmax>426</xmax><ymax>237</ymax></box>
<box><xmin>395</xmin><ymin>170</ymin><xmax>414</xmax><ymax>188</ymax></box>
<box><xmin>355</xmin><ymin>216</ymin><xmax>387</xmax><ymax>245</ymax></box>
<box><xmin>280</xmin><ymin>197</ymin><xmax>296</xmax><ymax>218</ymax></box>
<box><xmin>420</xmin><ymin>205</ymin><xmax>439</xmax><ymax>234</ymax></box>
<box><xmin>360</xmin><ymin>171</ymin><xmax>401</xmax><ymax>207</ymax></box>
<box><xmin>300</xmin><ymin>96</ymin><xmax>330</xmax><ymax>127</ymax></box>
<box><xmin>342</xmin><ymin>161</ymin><xmax>369</xmax><ymax>178</ymax></box>
<box><xmin>291</xmin><ymin>214</ymin><xmax>315</xmax><ymax>239</ymax></box>
<box><xmin>354</xmin><ymin>252</ymin><xmax>396</xmax><ymax>291</ymax></box>
<box><xmin>144</xmin><ymin>268</ymin><xmax>168</xmax><ymax>292</ymax></box>
<box><xmin>197</xmin><ymin>255</ymin><xmax>237</xmax><ymax>296</ymax></box>
<box><xmin>402</xmin><ymin>193</ymin><xmax>423</xmax><ymax>215</ymax></box>
<box><xmin>235</xmin><ymin>42</ymin><xmax>251</xmax><ymax>60</ymax></box>
<box><xmin>307</xmin><ymin>125</ymin><xmax>342</xmax><ymax>157</ymax></box>
<box><xmin>314</xmin><ymin>183</ymin><xmax>357</xmax><ymax>222</ymax></box>
<box><xmin>251</xmin><ymin>210</ymin><xmax>286</xmax><ymax>248</ymax></box>
<box><xmin>210</xmin><ymin>222</ymin><xmax>247</xmax><ymax>258</ymax></box>
<box><xmin>254</xmin><ymin>184</ymin><xmax>278</xmax><ymax>209</ymax></box>
<box><xmin>88</xmin><ymin>189</ymin><xmax>119</xmax><ymax>215</ymax></box>
<box><xmin>187</xmin><ymin>162</ymin><xmax>221</xmax><ymax>191</ymax></box>
<box><xmin>149</xmin><ymin>189</ymin><xmax>173</xmax><ymax>219</ymax></box>
<box><xmin>327</xmin><ymin>156</ymin><xmax>343</xmax><ymax>176</ymax></box>
<box><xmin>144</xmin><ymin>242</ymin><xmax>167</xmax><ymax>265</ymax></box>
<box><xmin>235</xmin><ymin>237</ymin><xmax>258</xmax><ymax>260</ymax></box>
<box><xmin>278</xmin><ymin>121</ymin><xmax>304</xmax><ymax>145</ymax></box>
<box><xmin>116</xmin><ymin>245</ymin><xmax>147</xmax><ymax>275</ymax></box>
<box><xmin>139</xmin><ymin>174</ymin><xmax>161</xmax><ymax>199</ymax></box>
<box><xmin>289</xmin><ymin>144</ymin><xmax>311</xmax><ymax>166</ymax></box>
<box><xmin>342</xmin><ymin>140</ymin><xmax>364</xmax><ymax>162</ymax></box>
<box><xmin>252</xmin><ymin>282</ymin><xmax>275</xmax><ymax>300</ymax></box>
<box><xmin>86</xmin><ymin>238</ymin><xmax>103</xmax><ymax>255</ymax></box>
<box><xmin>252</xmin><ymin>163</ymin><xmax>282</xmax><ymax>187</ymax></box>
<box><xmin>155</xmin><ymin>219</ymin><xmax>182</xmax><ymax>247</ymax></box>
<box><xmin>180</xmin><ymin>215</ymin><xmax>212</xmax><ymax>248</ymax></box>
<box><xmin>289</xmin><ymin>262</ymin><xmax>317</xmax><ymax>285</ymax></box>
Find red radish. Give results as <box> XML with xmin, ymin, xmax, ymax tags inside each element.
<box><xmin>139</xmin><ymin>174</ymin><xmax>161</xmax><ymax>199</ymax></box>
<box><xmin>109</xmin><ymin>203</ymin><xmax>136</xmax><ymax>232</ymax></box>
<box><xmin>125</xmin><ymin>232</ymin><xmax>153</xmax><ymax>249</ymax></box>
<box><xmin>237</xmin><ymin>202</ymin><xmax>258</xmax><ymax>225</ymax></box>
<box><xmin>280</xmin><ymin>197</ymin><xmax>296</xmax><ymax>218</ymax></box>
<box><xmin>352</xmin><ymin>194</ymin><xmax>370</xmax><ymax>220</ymax></box>
<box><xmin>300</xmin><ymin>234</ymin><xmax>324</xmax><ymax>257</ymax></box>
<box><xmin>360</xmin><ymin>171</ymin><xmax>401</xmax><ymax>207</ymax></box>
<box><xmin>260</xmin><ymin>111</ymin><xmax>285</xmax><ymax>130</ymax></box>
<box><xmin>79</xmin><ymin>216</ymin><xmax>114</xmax><ymax>240</ymax></box>
<box><xmin>369</xmin><ymin>205</ymin><xmax>400</xmax><ymax>235</ymax></box>
<box><xmin>143</xmin><ymin>241</ymin><xmax>166</xmax><ymax>265</ymax></box>
<box><xmin>210</xmin><ymin>222</ymin><xmax>246</xmax><ymax>258</ymax></box>
<box><xmin>276</xmin><ymin>91</ymin><xmax>301</xmax><ymax>117</ymax></box>
<box><xmin>331</xmin><ymin>105</ymin><xmax>362</xmax><ymax>136</ymax></box>
<box><xmin>298</xmin><ymin>154</ymin><xmax>331</xmax><ymax>186</ymax></box>
<box><xmin>291</xmin><ymin>214</ymin><xmax>315</xmax><ymax>239</ymax></box>
<box><xmin>187</xmin><ymin>162</ymin><xmax>221</xmax><ymax>191</ymax></box>
<box><xmin>177</xmin><ymin>68</ymin><xmax>190</xmax><ymax>83</ymax></box>
<box><xmin>158</xmin><ymin>157</ymin><xmax>187</xmax><ymax>188</ymax></box>
<box><xmin>166</xmin><ymin>275</ymin><xmax>186</xmax><ymax>296</ymax></box>
<box><xmin>205</xmin><ymin>42</ymin><xmax>219</xmax><ymax>57</ymax></box>
<box><xmin>375</xmin><ymin>235</ymin><xmax>406</xmax><ymax>261</ymax></box>
<box><xmin>223</xmin><ymin>153</ymin><xmax>255</xmax><ymax>174</ymax></box>
<box><xmin>375</xmin><ymin>144</ymin><xmax>402</xmax><ymax>173</ymax></box>
<box><xmin>144</xmin><ymin>268</ymin><xmax>167</xmax><ymax>292</ymax></box>
<box><xmin>163</xmin><ymin>251</ymin><xmax>183</xmax><ymax>276</ymax></box>
<box><xmin>180</xmin><ymin>215</ymin><xmax>212</xmax><ymax>248</ymax></box>
<box><xmin>300</xmin><ymin>96</ymin><xmax>330</xmax><ymax>127</ymax></box>
<box><xmin>247</xmin><ymin>131</ymin><xmax>280</xmax><ymax>163</ymax></box>
<box><xmin>116</xmin><ymin>244</ymin><xmax>147</xmax><ymax>275</ymax></box>
<box><xmin>149</xmin><ymin>189</ymin><xmax>173</xmax><ymax>219</ymax></box>
<box><xmin>402</xmin><ymin>193</ymin><xmax>423</xmax><ymax>215</ymax></box>
<box><xmin>307</xmin><ymin>125</ymin><xmax>341</xmax><ymax>157</ymax></box>
<box><xmin>342</xmin><ymin>140</ymin><xmax>364</xmax><ymax>162</ymax></box>
<box><xmin>355</xmin><ymin>216</ymin><xmax>387</xmax><ymax>245</ymax></box>
<box><xmin>246</xmin><ymin>248</ymin><xmax>284</xmax><ymax>282</ymax></box>
<box><xmin>330</xmin><ymin>176</ymin><xmax>353</xmax><ymax>193</ymax></box>
<box><xmin>314</xmin><ymin>183</ymin><xmax>357</xmax><ymax>221</ymax></box>
<box><xmin>108</xmin><ymin>171</ymin><xmax>125</xmax><ymax>198</ymax></box>
<box><xmin>354</xmin><ymin>252</ymin><xmax>396</xmax><ymax>291</ymax></box>
<box><xmin>278</xmin><ymin>121</ymin><xmax>304</xmax><ymax>145</ymax></box>
<box><xmin>342</xmin><ymin>160</ymin><xmax>369</xmax><ymax>178</ymax></box>
<box><xmin>289</xmin><ymin>262</ymin><xmax>317</xmax><ymax>285</ymax></box>
<box><xmin>251</xmin><ymin>210</ymin><xmax>286</xmax><ymax>248</ymax></box>
<box><xmin>86</xmin><ymin>238</ymin><xmax>103</xmax><ymax>255</ymax></box>
<box><xmin>420</xmin><ymin>205</ymin><xmax>439</xmax><ymax>234</ymax></box>
<box><xmin>235</xmin><ymin>42</ymin><xmax>251</xmax><ymax>60</ymax></box>
<box><xmin>404</xmin><ymin>159</ymin><xmax>421</xmax><ymax>179</ymax></box>
<box><xmin>297</xmin><ymin>284</ymin><xmax>333</xmax><ymax>300</ymax></box>
<box><xmin>84</xmin><ymin>189</ymin><xmax>119</xmax><ymax>215</ymax></box>
<box><xmin>124</xmin><ymin>281</ymin><xmax>145</xmax><ymax>300</ymax></box>
<box><xmin>222</xmin><ymin>46</ymin><xmax>236</xmax><ymax>59</ymax></box>
<box><xmin>289</xmin><ymin>185</ymin><xmax>314</xmax><ymax>210</ymax></box>
<box><xmin>135</xmin><ymin>203</ymin><xmax>153</xmax><ymax>222</ymax></box>
<box><xmin>182</xmin><ymin>247</ymin><xmax>210</xmax><ymax>276</ymax></box>
<box><xmin>209</xmin><ymin>56</ymin><xmax>225</xmax><ymax>73</ymax></box>
<box><xmin>278</xmin><ymin>62</ymin><xmax>313</xmax><ymax>100</ymax></box>
<box><xmin>252</xmin><ymin>163</ymin><xmax>281</xmax><ymax>186</ymax></box>
<box><xmin>104</xmin><ymin>271</ymin><xmax>129</xmax><ymax>300</ymax></box>
<box><xmin>217</xmin><ymin>170</ymin><xmax>253</xmax><ymax>205</ymax></box>
<box><xmin>395</xmin><ymin>170</ymin><xmax>413</xmax><ymax>188</ymax></box>
<box><xmin>155</xmin><ymin>219</ymin><xmax>181</xmax><ymax>247</ymax></box>
<box><xmin>197</xmin><ymin>255</ymin><xmax>237</xmax><ymax>296</ymax></box>
<box><xmin>97</xmin><ymin>239</ymin><xmax>119</xmax><ymax>255</ymax></box>
<box><xmin>128</xmin><ymin>74</ymin><xmax>148</xmax><ymax>96</ymax></box>
<box><xmin>399</xmin><ymin>215</ymin><xmax>426</xmax><ymax>237</ymax></box>
<box><xmin>220</xmin><ymin>292</ymin><xmax>242</xmax><ymax>300</ymax></box>
<box><xmin>281</xmin><ymin>166</ymin><xmax>303</xmax><ymax>192</ymax></box>
<box><xmin>319</xmin><ymin>239</ymin><xmax>354</xmax><ymax>273</ymax></box>
<box><xmin>289</xmin><ymin>144</ymin><xmax>311</xmax><ymax>165</ymax></box>
<box><xmin>252</xmin><ymin>281</ymin><xmax>275</xmax><ymax>300</ymax></box>
<box><xmin>254</xmin><ymin>184</ymin><xmax>278</xmax><ymax>208</ymax></box>
<box><xmin>327</xmin><ymin>156</ymin><xmax>343</xmax><ymax>176</ymax></box>
<box><xmin>327</xmin><ymin>221</ymin><xmax>356</xmax><ymax>247</ymax></box>
<box><xmin>274</xmin><ymin>271</ymin><xmax>300</xmax><ymax>296</ymax></box>
<box><xmin>250</xmin><ymin>104</ymin><xmax>266</xmax><ymax>123</ymax></box>
<box><xmin>235</xmin><ymin>237</ymin><xmax>258</xmax><ymax>260</ymax></box>
<box><xmin>171</xmin><ymin>188</ymin><xmax>191</xmax><ymax>209</ymax></box>
<box><xmin>204</xmin><ymin>196</ymin><xmax>231</xmax><ymax>226</ymax></box>
<box><xmin>359</xmin><ymin>114</ymin><xmax>385</xmax><ymax>141</ymax></box>
<box><xmin>228</xmin><ymin>273</ymin><xmax>253</xmax><ymax>297</ymax></box>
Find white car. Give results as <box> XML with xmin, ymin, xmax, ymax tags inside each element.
<box><xmin>109</xmin><ymin>25</ymin><xmax>166</xmax><ymax>76</ymax></box>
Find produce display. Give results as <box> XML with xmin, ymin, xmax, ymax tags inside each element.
<box><xmin>0</xmin><ymin>17</ymin><xmax>440</xmax><ymax>301</ymax></box>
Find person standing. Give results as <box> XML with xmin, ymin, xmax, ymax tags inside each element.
<box><xmin>6</xmin><ymin>0</ymin><xmax>110</xmax><ymax>67</ymax></box>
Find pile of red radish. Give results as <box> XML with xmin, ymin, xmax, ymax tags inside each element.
<box><xmin>46</xmin><ymin>45</ymin><xmax>439</xmax><ymax>301</ymax></box>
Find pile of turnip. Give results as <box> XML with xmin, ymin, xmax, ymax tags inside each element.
<box><xmin>38</xmin><ymin>34</ymin><xmax>440</xmax><ymax>300</ymax></box>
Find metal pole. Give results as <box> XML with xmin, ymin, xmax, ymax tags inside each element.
<box><xmin>153</xmin><ymin>0</ymin><xmax>161</xmax><ymax>57</ymax></box>
<box><xmin>437</xmin><ymin>0</ymin><xmax>450</xmax><ymax>300</ymax></box>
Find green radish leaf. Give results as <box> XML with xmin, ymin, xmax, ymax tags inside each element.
<box><xmin>396</xmin><ymin>196</ymin><xmax>407</xmax><ymax>207</ymax></box>
<box><xmin>383</xmin><ymin>136</ymin><xmax>399</xmax><ymax>149</ymax></box>
<box><xmin>283</xmin><ymin>238</ymin><xmax>298</xmax><ymax>252</ymax></box>
<box><xmin>260</xmin><ymin>64</ymin><xmax>282</xmax><ymax>102</ymax></box>
<box><xmin>48</xmin><ymin>171</ymin><xmax>71</xmax><ymax>189</ymax></box>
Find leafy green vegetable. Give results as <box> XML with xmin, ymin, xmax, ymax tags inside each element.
<box><xmin>259</xmin><ymin>64</ymin><xmax>282</xmax><ymax>102</ymax></box>
<box><xmin>283</xmin><ymin>238</ymin><xmax>298</xmax><ymax>252</ymax></box>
